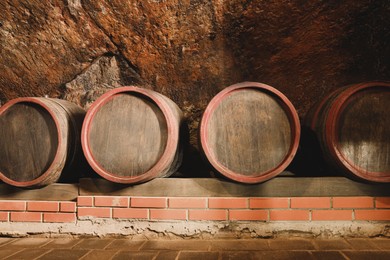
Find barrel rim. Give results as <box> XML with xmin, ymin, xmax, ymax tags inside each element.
<box><xmin>200</xmin><ymin>81</ymin><xmax>301</xmax><ymax>184</ymax></box>
<box><xmin>81</xmin><ymin>86</ymin><xmax>178</xmax><ymax>184</ymax></box>
<box><xmin>308</xmin><ymin>87</ymin><xmax>345</xmax><ymax>130</ymax></box>
<box><xmin>0</xmin><ymin>97</ymin><xmax>67</xmax><ymax>187</ymax></box>
<box><xmin>325</xmin><ymin>81</ymin><xmax>390</xmax><ymax>182</ymax></box>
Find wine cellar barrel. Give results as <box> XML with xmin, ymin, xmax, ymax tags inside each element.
<box><xmin>0</xmin><ymin>98</ymin><xmax>86</xmax><ymax>187</ymax></box>
<box><xmin>200</xmin><ymin>82</ymin><xmax>300</xmax><ymax>184</ymax></box>
<box><xmin>81</xmin><ymin>86</ymin><xmax>183</xmax><ymax>184</ymax></box>
<box><xmin>306</xmin><ymin>82</ymin><xmax>390</xmax><ymax>183</ymax></box>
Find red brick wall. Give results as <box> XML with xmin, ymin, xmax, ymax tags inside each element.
<box><xmin>76</xmin><ymin>196</ymin><xmax>390</xmax><ymax>222</ymax></box>
<box><xmin>0</xmin><ymin>200</ymin><xmax>76</xmax><ymax>223</ymax></box>
<box><xmin>0</xmin><ymin>196</ymin><xmax>388</xmax><ymax>224</ymax></box>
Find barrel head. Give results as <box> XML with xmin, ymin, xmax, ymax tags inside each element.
<box><xmin>207</xmin><ymin>89</ymin><xmax>291</xmax><ymax>175</ymax></box>
<box><xmin>337</xmin><ymin>87</ymin><xmax>390</xmax><ymax>174</ymax></box>
<box><xmin>0</xmin><ymin>103</ymin><xmax>58</xmax><ymax>182</ymax></box>
<box><xmin>87</xmin><ymin>93</ymin><xmax>168</xmax><ymax>177</ymax></box>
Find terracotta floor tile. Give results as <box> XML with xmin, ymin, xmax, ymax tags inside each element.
<box><xmin>42</xmin><ymin>238</ymin><xmax>83</xmax><ymax>249</ymax></box>
<box><xmin>112</xmin><ymin>250</ymin><xmax>158</xmax><ymax>260</ymax></box>
<box><xmin>268</xmin><ymin>238</ymin><xmax>316</xmax><ymax>250</ymax></box>
<box><xmin>178</xmin><ymin>251</ymin><xmax>219</xmax><ymax>260</ymax></box>
<box><xmin>210</xmin><ymin>239</ymin><xmax>269</xmax><ymax>251</ymax></box>
<box><xmin>37</xmin><ymin>249</ymin><xmax>89</xmax><ymax>260</ymax></box>
<box><xmin>72</xmin><ymin>238</ymin><xmax>113</xmax><ymax>250</ymax></box>
<box><xmin>80</xmin><ymin>249</ymin><xmax>119</xmax><ymax>260</ymax></box>
<box><xmin>104</xmin><ymin>239</ymin><xmax>146</xmax><ymax>250</ymax></box>
<box><xmin>3</xmin><ymin>248</ymin><xmax>50</xmax><ymax>260</ymax></box>
<box><xmin>141</xmin><ymin>240</ymin><xmax>210</xmax><ymax>251</ymax></box>
<box><xmin>6</xmin><ymin>238</ymin><xmax>52</xmax><ymax>248</ymax></box>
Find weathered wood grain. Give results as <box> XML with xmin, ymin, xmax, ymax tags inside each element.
<box><xmin>338</xmin><ymin>88</ymin><xmax>390</xmax><ymax>173</ymax></box>
<box><xmin>0</xmin><ymin>183</ymin><xmax>78</xmax><ymax>201</ymax></box>
<box><xmin>307</xmin><ymin>82</ymin><xmax>390</xmax><ymax>182</ymax></box>
<box><xmin>200</xmin><ymin>82</ymin><xmax>300</xmax><ymax>184</ymax></box>
<box><xmin>79</xmin><ymin>177</ymin><xmax>390</xmax><ymax>197</ymax></box>
<box><xmin>0</xmin><ymin>103</ymin><xmax>58</xmax><ymax>182</ymax></box>
<box><xmin>207</xmin><ymin>89</ymin><xmax>291</xmax><ymax>174</ymax></box>
<box><xmin>82</xmin><ymin>87</ymin><xmax>183</xmax><ymax>184</ymax></box>
<box><xmin>89</xmin><ymin>93</ymin><xmax>168</xmax><ymax>177</ymax></box>
<box><xmin>0</xmin><ymin>98</ymin><xmax>86</xmax><ymax>187</ymax></box>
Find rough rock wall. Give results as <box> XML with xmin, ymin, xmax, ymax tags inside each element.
<box><xmin>1</xmin><ymin>0</ymin><xmax>389</xmax><ymax>174</ymax></box>
<box><xmin>223</xmin><ymin>0</ymin><xmax>390</xmax><ymax>114</ymax></box>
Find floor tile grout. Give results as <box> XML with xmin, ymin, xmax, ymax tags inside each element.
<box><xmin>2</xmin><ymin>248</ymin><xmax>27</xmax><ymax>260</ymax></box>
<box><xmin>32</xmin><ymin>249</ymin><xmax>54</xmax><ymax>260</ymax></box>
<box><xmin>0</xmin><ymin>238</ymin><xmax>17</xmax><ymax>247</ymax></box>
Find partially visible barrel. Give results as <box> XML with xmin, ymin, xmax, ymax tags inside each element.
<box><xmin>81</xmin><ymin>86</ymin><xmax>183</xmax><ymax>184</ymax></box>
<box><xmin>0</xmin><ymin>98</ymin><xmax>85</xmax><ymax>187</ymax></box>
<box><xmin>200</xmin><ymin>82</ymin><xmax>300</xmax><ymax>184</ymax></box>
<box><xmin>306</xmin><ymin>82</ymin><xmax>390</xmax><ymax>183</ymax></box>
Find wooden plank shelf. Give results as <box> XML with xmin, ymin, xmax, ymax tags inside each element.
<box><xmin>0</xmin><ymin>183</ymin><xmax>78</xmax><ymax>201</ymax></box>
<box><xmin>0</xmin><ymin>175</ymin><xmax>389</xmax><ymax>200</ymax></box>
<box><xmin>79</xmin><ymin>175</ymin><xmax>390</xmax><ymax>197</ymax></box>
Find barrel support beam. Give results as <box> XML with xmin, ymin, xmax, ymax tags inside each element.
<box><xmin>79</xmin><ymin>176</ymin><xmax>390</xmax><ymax>197</ymax></box>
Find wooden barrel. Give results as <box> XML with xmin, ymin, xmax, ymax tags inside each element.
<box><xmin>0</xmin><ymin>98</ymin><xmax>85</xmax><ymax>187</ymax></box>
<box><xmin>81</xmin><ymin>86</ymin><xmax>183</xmax><ymax>184</ymax></box>
<box><xmin>200</xmin><ymin>82</ymin><xmax>300</xmax><ymax>184</ymax></box>
<box><xmin>306</xmin><ymin>82</ymin><xmax>390</xmax><ymax>183</ymax></box>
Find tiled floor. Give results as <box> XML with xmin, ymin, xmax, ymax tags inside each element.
<box><xmin>0</xmin><ymin>237</ymin><xmax>389</xmax><ymax>259</ymax></box>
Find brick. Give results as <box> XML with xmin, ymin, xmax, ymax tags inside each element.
<box><xmin>355</xmin><ymin>210</ymin><xmax>390</xmax><ymax>221</ymax></box>
<box><xmin>77</xmin><ymin>196</ymin><xmax>94</xmax><ymax>207</ymax></box>
<box><xmin>269</xmin><ymin>210</ymin><xmax>309</xmax><ymax>221</ymax></box>
<box><xmin>189</xmin><ymin>210</ymin><xmax>227</xmax><ymax>220</ymax></box>
<box><xmin>0</xmin><ymin>212</ymin><xmax>8</xmax><ymax>221</ymax></box>
<box><xmin>142</xmin><ymin>240</ymin><xmax>210</xmax><ymax>250</ymax></box>
<box><xmin>60</xmin><ymin>202</ymin><xmax>77</xmax><ymax>212</ymax></box>
<box><xmin>94</xmin><ymin>196</ymin><xmax>129</xmax><ymax>208</ymax></box>
<box><xmin>291</xmin><ymin>197</ymin><xmax>330</xmax><ymax>209</ymax></box>
<box><xmin>10</xmin><ymin>212</ymin><xmax>42</xmax><ymax>222</ymax></box>
<box><xmin>44</xmin><ymin>213</ymin><xmax>76</xmax><ymax>223</ymax></box>
<box><xmin>169</xmin><ymin>197</ymin><xmax>207</xmax><ymax>209</ymax></box>
<box><xmin>27</xmin><ymin>201</ymin><xmax>59</xmax><ymax>212</ymax></box>
<box><xmin>0</xmin><ymin>201</ymin><xmax>26</xmax><ymax>211</ymax></box>
<box><xmin>229</xmin><ymin>210</ymin><xmax>268</xmax><ymax>221</ymax></box>
<box><xmin>375</xmin><ymin>197</ymin><xmax>390</xmax><ymax>209</ymax></box>
<box><xmin>131</xmin><ymin>197</ymin><xmax>167</xmax><ymax>208</ymax></box>
<box><xmin>268</xmin><ymin>239</ymin><xmax>316</xmax><ymax>250</ymax></box>
<box><xmin>209</xmin><ymin>198</ymin><xmax>248</xmax><ymax>209</ymax></box>
<box><xmin>113</xmin><ymin>251</ymin><xmax>158</xmax><ymax>259</ymax></box>
<box><xmin>249</xmin><ymin>198</ymin><xmax>289</xmax><ymax>209</ymax></box>
<box><xmin>343</xmin><ymin>251</ymin><xmax>390</xmax><ymax>260</ymax></box>
<box><xmin>314</xmin><ymin>240</ymin><xmax>353</xmax><ymax>250</ymax></box>
<box><xmin>150</xmin><ymin>209</ymin><xmax>187</xmax><ymax>220</ymax></box>
<box><xmin>72</xmin><ymin>239</ymin><xmax>113</xmax><ymax>249</ymax></box>
<box><xmin>112</xmin><ymin>208</ymin><xmax>148</xmax><ymax>219</ymax></box>
<box><xmin>77</xmin><ymin>207</ymin><xmax>111</xmax><ymax>218</ymax></box>
<box><xmin>333</xmin><ymin>197</ymin><xmax>374</xmax><ymax>209</ymax></box>
<box><xmin>34</xmin><ymin>249</ymin><xmax>89</xmax><ymax>259</ymax></box>
<box><xmin>179</xmin><ymin>252</ymin><xmax>219</xmax><ymax>259</ymax></box>
<box><xmin>312</xmin><ymin>210</ymin><xmax>353</xmax><ymax>221</ymax></box>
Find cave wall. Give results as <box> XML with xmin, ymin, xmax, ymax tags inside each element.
<box><xmin>1</xmin><ymin>0</ymin><xmax>389</xmax><ymax>174</ymax></box>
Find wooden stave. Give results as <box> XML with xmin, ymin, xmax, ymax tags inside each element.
<box><xmin>48</xmin><ymin>98</ymin><xmax>86</xmax><ymax>182</ymax></box>
<box><xmin>0</xmin><ymin>97</ymin><xmax>85</xmax><ymax>187</ymax></box>
<box><xmin>81</xmin><ymin>86</ymin><xmax>183</xmax><ymax>184</ymax></box>
<box><xmin>199</xmin><ymin>82</ymin><xmax>301</xmax><ymax>184</ymax></box>
<box><xmin>307</xmin><ymin>82</ymin><xmax>390</xmax><ymax>183</ymax></box>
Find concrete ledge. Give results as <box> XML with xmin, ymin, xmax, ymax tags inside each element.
<box><xmin>79</xmin><ymin>176</ymin><xmax>390</xmax><ymax>197</ymax></box>
<box><xmin>0</xmin><ymin>183</ymin><xmax>79</xmax><ymax>201</ymax></box>
<box><xmin>0</xmin><ymin>220</ymin><xmax>388</xmax><ymax>238</ymax></box>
